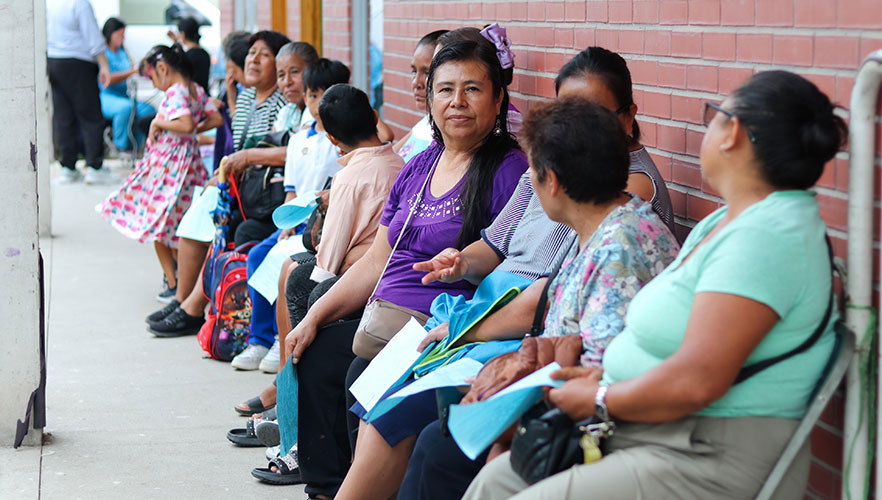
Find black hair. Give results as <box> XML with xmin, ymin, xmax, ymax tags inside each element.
<box><xmin>427</xmin><ymin>39</ymin><xmax>520</xmax><ymax>248</ymax></box>
<box><xmin>248</xmin><ymin>30</ymin><xmax>292</xmax><ymax>57</ymax></box>
<box><xmin>223</xmin><ymin>31</ymin><xmax>251</xmax><ymax>70</ymax></box>
<box><xmin>101</xmin><ymin>17</ymin><xmax>126</xmax><ymax>45</ymax></box>
<box><xmin>302</xmin><ymin>58</ymin><xmax>351</xmax><ymax>92</ymax></box>
<box><xmin>319</xmin><ymin>84</ymin><xmax>377</xmax><ymax>146</ymax></box>
<box><xmin>729</xmin><ymin>70</ymin><xmax>847</xmax><ymax>190</ymax></box>
<box><xmin>140</xmin><ymin>44</ymin><xmax>194</xmax><ymax>80</ymax></box>
<box><xmin>524</xmin><ymin>97</ymin><xmax>629</xmax><ymax>204</ymax></box>
<box><xmin>277</xmin><ymin>41</ymin><xmax>320</xmax><ymax>67</ymax></box>
<box><xmin>418</xmin><ymin>30</ymin><xmax>449</xmax><ymax>49</ymax></box>
<box><xmin>437</xmin><ymin>27</ymin><xmax>514</xmax><ymax>86</ymax></box>
<box><xmin>177</xmin><ymin>16</ymin><xmax>201</xmax><ymax>43</ymax></box>
<box><xmin>555</xmin><ymin>46</ymin><xmax>640</xmax><ymax>143</ymax></box>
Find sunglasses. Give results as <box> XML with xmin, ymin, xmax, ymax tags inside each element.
<box><xmin>702</xmin><ymin>102</ymin><xmax>757</xmax><ymax>144</ymax></box>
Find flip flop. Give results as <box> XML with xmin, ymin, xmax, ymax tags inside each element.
<box><xmin>226</xmin><ymin>419</ymin><xmax>263</xmax><ymax>447</ymax></box>
<box><xmin>235</xmin><ymin>396</ymin><xmax>275</xmax><ymax>417</ymax></box>
<box><xmin>251</xmin><ymin>453</ymin><xmax>302</xmax><ymax>485</ymax></box>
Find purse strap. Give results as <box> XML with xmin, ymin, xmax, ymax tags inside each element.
<box><xmin>530</xmin><ymin>236</ymin><xmax>577</xmax><ymax>336</ymax></box>
<box><xmin>733</xmin><ymin>235</ymin><xmax>835</xmax><ymax>384</ymax></box>
<box><xmin>366</xmin><ymin>152</ymin><xmax>441</xmax><ymax>303</ymax></box>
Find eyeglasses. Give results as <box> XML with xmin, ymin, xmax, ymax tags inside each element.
<box><xmin>702</xmin><ymin>102</ymin><xmax>757</xmax><ymax>143</ymax></box>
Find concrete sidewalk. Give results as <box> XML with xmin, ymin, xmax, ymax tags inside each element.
<box><xmin>3</xmin><ymin>163</ymin><xmax>305</xmax><ymax>499</ymax></box>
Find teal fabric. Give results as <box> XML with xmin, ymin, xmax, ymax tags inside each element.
<box><xmin>277</xmin><ymin>357</ymin><xmax>298</xmax><ymax>456</ymax></box>
<box><xmin>602</xmin><ymin>191</ymin><xmax>836</xmax><ymax>418</ymax></box>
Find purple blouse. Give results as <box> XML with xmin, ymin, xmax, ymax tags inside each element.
<box><xmin>374</xmin><ymin>142</ymin><xmax>527</xmax><ymax>315</ymax></box>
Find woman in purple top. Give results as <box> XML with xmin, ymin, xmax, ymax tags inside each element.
<box><xmin>272</xmin><ymin>39</ymin><xmax>526</xmax><ymax>494</ymax></box>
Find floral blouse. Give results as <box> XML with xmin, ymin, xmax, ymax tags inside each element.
<box><xmin>543</xmin><ymin>197</ymin><xmax>680</xmax><ymax>367</ymax></box>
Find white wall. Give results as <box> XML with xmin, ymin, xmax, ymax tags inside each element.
<box><xmin>0</xmin><ymin>0</ymin><xmax>43</xmax><ymax>447</ymax></box>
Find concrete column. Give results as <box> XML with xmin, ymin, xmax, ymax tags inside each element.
<box><xmin>35</xmin><ymin>0</ymin><xmax>52</xmax><ymax>237</ymax></box>
<box><xmin>0</xmin><ymin>0</ymin><xmax>44</xmax><ymax>447</ymax></box>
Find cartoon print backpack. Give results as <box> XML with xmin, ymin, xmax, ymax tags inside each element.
<box><xmin>197</xmin><ymin>242</ymin><xmax>255</xmax><ymax>361</ymax></box>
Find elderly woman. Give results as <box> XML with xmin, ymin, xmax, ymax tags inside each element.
<box><xmin>464</xmin><ymin>70</ymin><xmax>846</xmax><ymax>500</ymax></box>
<box><xmin>269</xmin><ymin>39</ymin><xmax>527</xmax><ymax>494</ymax></box>
<box><xmin>99</xmin><ymin>17</ymin><xmax>156</xmax><ymax>153</ymax></box>
<box><xmin>146</xmin><ymin>31</ymin><xmax>294</xmax><ymax>335</ymax></box>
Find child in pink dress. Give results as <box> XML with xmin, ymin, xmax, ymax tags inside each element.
<box><xmin>99</xmin><ymin>44</ymin><xmax>219</xmax><ymax>293</ymax></box>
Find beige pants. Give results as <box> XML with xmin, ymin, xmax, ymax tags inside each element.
<box><xmin>463</xmin><ymin>416</ymin><xmax>808</xmax><ymax>500</ymax></box>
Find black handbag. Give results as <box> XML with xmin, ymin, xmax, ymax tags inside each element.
<box><xmin>238</xmin><ymin>165</ymin><xmax>286</xmax><ymax>222</ymax></box>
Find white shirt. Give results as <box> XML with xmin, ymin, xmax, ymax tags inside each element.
<box><xmin>46</xmin><ymin>0</ymin><xmax>106</xmax><ymax>62</ymax></box>
<box><xmin>283</xmin><ymin>122</ymin><xmax>342</xmax><ymax>194</ymax></box>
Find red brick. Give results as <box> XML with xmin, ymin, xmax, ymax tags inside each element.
<box><xmin>639</xmin><ymin>120</ymin><xmax>657</xmax><ymax>147</ymax></box>
<box><xmin>468</xmin><ymin>3</ymin><xmax>482</xmax><ymax>19</ymax></box>
<box><xmin>835</xmin><ymin>157</ymin><xmax>850</xmax><ymax>191</ymax></box>
<box><xmin>736</xmin><ymin>33</ymin><xmax>773</xmax><ymax>63</ymax></box>
<box><xmin>645</xmin><ymin>30</ymin><xmax>672</xmax><ymax>56</ymax></box>
<box><xmin>657</xmin><ymin>62</ymin><xmax>686</xmax><ymax>88</ymax></box>
<box><xmin>650</xmin><ymin>152</ymin><xmax>672</xmax><ymax>180</ymax></box>
<box><xmin>482</xmin><ymin>3</ymin><xmax>496</xmax><ymax>19</ymax></box>
<box><xmin>703</xmin><ymin>32</ymin><xmax>736</xmax><ymax>61</ymax></box>
<box><xmin>807</xmin><ymin>461</ymin><xmax>837</xmax><ymax>499</ymax></box>
<box><xmin>804</xmin><ymin>73</ymin><xmax>836</xmax><ymax>101</ymax></box>
<box><xmin>671</xmin><ymin>94</ymin><xmax>703</xmax><ymax>124</ymax></box>
<box><xmin>528</xmin><ymin>2</ymin><xmax>545</xmax><ymax>21</ymax></box>
<box><xmin>511</xmin><ymin>3</ymin><xmax>528</xmax><ymax>19</ymax></box>
<box><xmin>586</xmin><ymin>1</ymin><xmax>609</xmax><ymax>22</ymax></box>
<box><xmin>565</xmin><ymin>1</ymin><xmax>587</xmax><ymax>22</ymax></box>
<box><xmin>659</xmin><ymin>1</ymin><xmax>687</xmax><ymax>25</ymax></box>
<box><xmin>720</xmin><ymin>0</ymin><xmax>755</xmax><ymax>26</ymax></box>
<box><xmin>574</xmin><ymin>28</ymin><xmax>596</xmax><ymax>49</ymax></box>
<box><xmin>757</xmin><ymin>0</ymin><xmax>794</xmax><ymax>26</ymax></box>
<box><xmin>794</xmin><ymin>0</ymin><xmax>837</xmax><ymax>27</ymax></box>
<box><xmin>632</xmin><ymin>1</ymin><xmax>659</xmax><ymax>24</ymax></box>
<box><xmin>685</xmin><ymin>129</ymin><xmax>704</xmax><ymax>156</ymax></box>
<box><xmin>643</xmin><ymin>91</ymin><xmax>671</xmax><ymax>119</ymax></box>
<box><xmin>618</xmin><ymin>30</ymin><xmax>645</xmax><ymax>55</ymax></box>
<box><xmin>537</xmin><ymin>77</ymin><xmax>556</xmax><ymax>99</ymax></box>
<box><xmin>814</xmin><ymin>36</ymin><xmax>860</xmax><ymax>69</ymax></box>
<box><xmin>687</xmin><ymin>64</ymin><xmax>718</xmax><ymax>93</ymax></box>
<box><xmin>838</xmin><ymin>0</ymin><xmax>882</xmax><ymax>28</ymax></box>
<box><xmin>817</xmin><ymin>194</ymin><xmax>848</xmax><ymax>232</ymax></box>
<box><xmin>816</xmin><ymin>158</ymin><xmax>837</xmax><ymax>189</ymax></box>
<box><xmin>669</xmin><ymin>187</ymin><xmax>686</xmax><ymax>217</ymax></box>
<box><xmin>719</xmin><ymin>66</ymin><xmax>754</xmax><ymax>95</ymax></box>
<box><xmin>671</xmin><ymin>31</ymin><xmax>702</xmax><ymax>57</ymax></box>
<box><xmin>835</xmin><ymin>76</ymin><xmax>855</xmax><ymax>106</ymax></box>
<box><xmin>860</xmin><ymin>37</ymin><xmax>882</xmax><ymax>60</ymax></box>
<box><xmin>672</xmin><ymin>159</ymin><xmax>702</xmax><ymax>188</ymax></box>
<box><xmin>496</xmin><ymin>2</ymin><xmax>512</xmax><ymax>21</ymax></box>
<box><xmin>608</xmin><ymin>1</ymin><xmax>633</xmax><ymax>23</ymax></box>
<box><xmin>629</xmin><ymin>59</ymin><xmax>658</xmax><ymax>85</ymax></box>
<box><xmin>536</xmin><ymin>27</ymin><xmax>557</xmax><ymax>48</ymax></box>
<box><xmin>773</xmin><ymin>35</ymin><xmax>813</xmax><ymax>66</ymax></box>
<box><xmin>658</xmin><ymin>124</ymin><xmax>687</xmax><ymax>153</ymax></box>
<box><xmin>686</xmin><ymin>194</ymin><xmax>719</xmax><ymax>220</ymax></box>
<box><xmin>555</xmin><ymin>28</ymin><xmax>575</xmax><ymax>49</ymax></box>
<box><xmin>545</xmin><ymin>2</ymin><xmax>565</xmax><ymax>21</ymax></box>
<box><xmin>595</xmin><ymin>29</ymin><xmax>620</xmax><ymax>52</ymax></box>
<box><xmin>688</xmin><ymin>1</ymin><xmax>720</xmax><ymax>25</ymax></box>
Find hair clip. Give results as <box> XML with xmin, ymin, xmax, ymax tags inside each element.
<box><xmin>480</xmin><ymin>23</ymin><xmax>515</xmax><ymax>70</ymax></box>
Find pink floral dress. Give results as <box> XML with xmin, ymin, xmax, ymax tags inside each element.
<box><xmin>99</xmin><ymin>83</ymin><xmax>214</xmax><ymax>247</ymax></box>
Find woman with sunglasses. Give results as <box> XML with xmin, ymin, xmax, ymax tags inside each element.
<box><xmin>464</xmin><ymin>70</ymin><xmax>846</xmax><ymax>500</ymax></box>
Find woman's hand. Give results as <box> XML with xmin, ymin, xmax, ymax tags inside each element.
<box><xmin>413</xmin><ymin>248</ymin><xmax>467</xmax><ymax>284</ymax></box>
<box><xmin>277</xmin><ymin>227</ymin><xmax>297</xmax><ymax>241</ymax></box>
<box><xmin>547</xmin><ymin>368</ymin><xmax>603</xmax><ymax>421</ymax></box>
<box><xmin>417</xmin><ymin>322</ymin><xmax>449</xmax><ymax>352</ymax></box>
<box><xmin>285</xmin><ymin>322</ymin><xmax>318</xmax><ymax>364</ymax></box>
<box><xmin>223</xmin><ymin>151</ymin><xmax>251</xmax><ymax>178</ymax></box>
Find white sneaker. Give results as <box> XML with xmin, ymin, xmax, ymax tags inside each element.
<box><xmin>258</xmin><ymin>340</ymin><xmax>281</xmax><ymax>373</ymax></box>
<box><xmin>231</xmin><ymin>344</ymin><xmax>270</xmax><ymax>370</ymax></box>
<box><xmin>57</xmin><ymin>168</ymin><xmax>83</xmax><ymax>184</ymax></box>
<box><xmin>84</xmin><ymin>167</ymin><xmax>116</xmax><ymax>185</ymax></box>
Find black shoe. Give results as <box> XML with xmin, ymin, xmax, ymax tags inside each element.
<box><xmin>146</xmin><ymin>299</ymin><xmax>181</xmax><ymax>323</ymax></box>
<box><xmin>148</xmin><ymin>307</ymin><xmax>205</xmax><ymax>337</ymax></box>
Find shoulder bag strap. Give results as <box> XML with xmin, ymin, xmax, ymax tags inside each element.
<box><xmin>366</xmin><ymin>151</ymin><xmax>441</xmax><ymax>303</ymax></box>
<box><xmin>530</xmin><ymin>236</ymin><xmax>577</xmax><ymax>336</ymax></box>
<box><xmin>733</xmin><ymin>235</ymin><xmax>835</xmax><ymax>385</ymax></box>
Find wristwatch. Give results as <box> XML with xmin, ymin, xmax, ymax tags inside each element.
<box><xmin>594</xmin><ymin>384</ymin><xmax>612</xmax><ymax>422</ymax></box>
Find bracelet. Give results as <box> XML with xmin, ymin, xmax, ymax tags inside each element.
<box><xmin>594</xmin><ymin>384</ymin><xmax>612</xmax><ymax>422</ymax></box>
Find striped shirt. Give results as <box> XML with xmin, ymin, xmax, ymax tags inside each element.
<box><xmin>230</xmin><ymin>87</ymin><xmax>287</xmax><ymax>151</ymax></box>
<box><xmin>629</xmin><ymin>147</ymin><xmax>675</xmax><ymax>234</ymax></box>
<box><xmin>482</xmin><ymin>172</ymin><xmax>577</xmax><ymax>280</ymax></box>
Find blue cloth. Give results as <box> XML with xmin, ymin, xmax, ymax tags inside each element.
<box><xmin>246</xmin><ymin>229</ymin><xmax>283</xmax><ymax>348</ymax></box>
<box><xmin>277</xmin><ymin>357</ymin><xmax>299</xmax><ymax>457</ymax></box>
<box><xmin>102</xmin><ymin>47</ymin><xmax>130</xmax><ymax>96</ymax></box>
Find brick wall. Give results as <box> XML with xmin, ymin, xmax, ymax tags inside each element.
<box><xmin>380</xmin><ymin>2</ymin><xmax>882</xmax><ymax>499</ymax></box>
<box><xmin>324</xmin><ymin>0</ymin><xmax>353</xmax><ymax>65</ymax></box>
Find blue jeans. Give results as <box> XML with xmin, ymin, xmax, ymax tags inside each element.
<box><xmin>245</xmin><ymin>229</ymin><xmax>283</xmax><ymax>348</ymax></box>
<box><xmin>100</xmin><ymin>91</ymin><xmax>155</xmax><ymax>151</ymax></box>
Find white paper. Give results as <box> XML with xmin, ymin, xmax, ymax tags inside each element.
<box><xmin>388</xmin><ymin>358</ymin><xmax>484</xmax><ymax>400</ymax></box>
<box><xmin>350</xmin><ymin>318</ymin><xmax>429</xmax><ymax>412</ymax></box>
<box><xmin>246</xmin><ymin>236</ymin><xmax>307</xmax><ymax>303</ymax></box>
<box><xmin>272</xmin><ymin>190</ymin><xmax>319</xmax><ymax>229</ymax></box>
<box><xmin>490</xmin><ymin>362</ymin><xmax>563</xmax><ymax>399</ymax></box>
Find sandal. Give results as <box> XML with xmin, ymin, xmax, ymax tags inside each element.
<box><xmin>235</xmin><ymin>396</ymin><xmax>275</xmax><ymax>417</ymax></box>
<box><xmin>251</xmin><ymin>452</ymin><xmax>302</xmax><ymax>485</ymax></box>
<box><xmin>226</xmin><ymin>418</ymin><xmax>263</xmax><ymax>447</ymax></box>
<box><xmin>255</xmin><ymin>420</ymin><xmax>280</xmax><ymax>447</ymax></box>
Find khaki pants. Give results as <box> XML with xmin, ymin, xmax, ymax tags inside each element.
<box><xmin>464</xmin><ymin>416</ymin><xmax>808</xmax><ymax>500</ymax></box>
